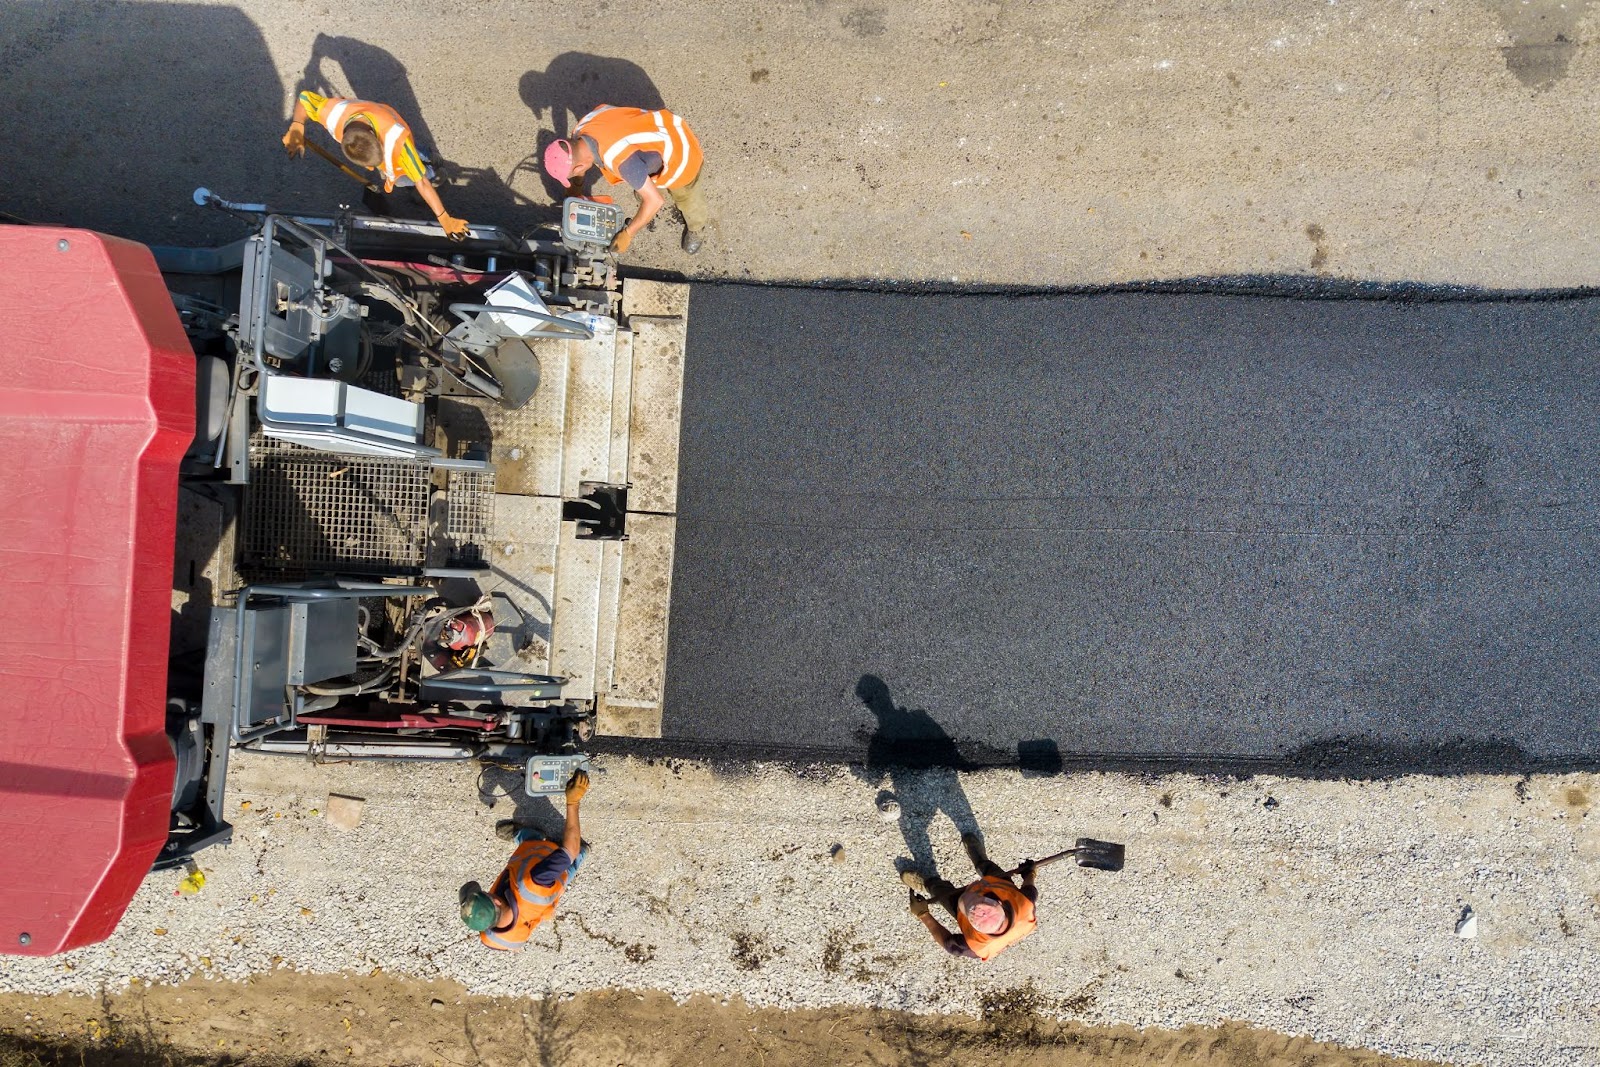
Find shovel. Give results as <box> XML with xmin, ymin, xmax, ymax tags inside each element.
<box><xmin>306</xmin><ymin>140</ymin><xmax>383</xmax><ymax>194</ymax></box>
<box><xmin>1008</xmin><ymin>837</ymin><xmax>1125</xmax><ymax>876</ymax></box>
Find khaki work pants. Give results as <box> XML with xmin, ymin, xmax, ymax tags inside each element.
<box><xmin>667</xmin><ymin>169</ymin><xmax>710</xmax><ymax>233</ymax></box>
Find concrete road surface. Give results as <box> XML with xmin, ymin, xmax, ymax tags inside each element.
<box><xmin>1</xmin><ymin>0</ymin><xmax>1598</xmax><ymax>288</ymax></box>
<box><xmin>663</xmin><ymin>286</ymin><xmax>1600</xmax><ymax>773</ymax></box>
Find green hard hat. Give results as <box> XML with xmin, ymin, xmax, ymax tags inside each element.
<box><xmin>460</xmin><ymin>890</ymin><xmax>497</xmax><ymax>931</ymax></box>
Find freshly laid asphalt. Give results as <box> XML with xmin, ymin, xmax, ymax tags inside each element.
<box><xmin>660</xmin><ymin>285</ymin><xmax>1600</xmax><ymax>775</ymax></box>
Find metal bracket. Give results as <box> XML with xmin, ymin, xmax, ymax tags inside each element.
<box><xmin>563</xmin><ymin>482</ymin><xmax>629</xmax><ymax>540</ymax></box>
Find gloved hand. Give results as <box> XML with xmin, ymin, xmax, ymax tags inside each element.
<box><xmin>282</xmin><ymin>123</ymin><xmax>305</xmax><ymax>159</ymax></box>
<box><xmin>565</xmin><ymin>769</ymin><xmax>590</xmax><ymax>804</ymax></box>
<box><xmin>610</xmin><ymin>228</ymin><xmax>634</xmax><ymax>255</ymax></box>
<box><xmin>907</xmin><ymin>890</ymin><xmax>930</xmax><ymax>918</ymax></box>
<box><xmin>1016</xmin><ymin>859</ymin><xmax>1037</xmax><ymax>881</ymax></box>
<box><xmin>439</xmin><ymin>214</ymin><xmax>470</xmax><ymax>241</ymax></box>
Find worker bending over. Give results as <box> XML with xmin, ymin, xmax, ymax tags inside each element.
<box><xmin>901</xmin><ymin>832</ymin><xmax>1038</xmax><ymax>961</ymax></box>
<box><xmin>459</xmin><ymin>770</ymin><xmax>590</xmax><ymax>949</ymax></box>
<box><xmin>283</xmin><ymin>91</ymin><xmax>469</xmax><ymax>240</ymax></box>
<box><xmin>543</xmin><ymin>105</ymin><xmax>708</xmax><ymax>255</ymax></box>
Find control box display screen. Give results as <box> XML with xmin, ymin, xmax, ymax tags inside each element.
<box><xmin>561</xmin><ymin>197</ymin><xmax>624</xmax><ymax>246</ymax></box>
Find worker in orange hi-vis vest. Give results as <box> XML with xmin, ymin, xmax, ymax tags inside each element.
<box><xmin>541</xmin><ymin>104</ymin><xmax>709</xmax><ymax>256</ymax></box>
<box><xmin>282</xmin><ymin>90</ymin><xmax>469</xmax><ymax>241</ymax></box>
<box><xmin>459</xmin><ymin>770</ymin><xmax>590</xmax><ymax>950</ymax></box>
<box><xmin>900</xmin><ymin>832</ymin><xmax>1039</xmax><ymax>961</ymax></box>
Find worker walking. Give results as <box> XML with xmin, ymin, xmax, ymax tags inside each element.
<box><xmin>901</xmin><ymin>832</ymin><xmax>1038</xmax><ymax>961</ymax></box>
<box><xmin>542</xmin><ymin>105</ymin><xmax>708</xmax><ymax>255</ymax></box>
<box><xmin>282</xmin><ymin>90</ymin><xmax>469</xmax><ymax>240</ymax></box>
<box><xmin>459</xmin><ymin>770</ymin><xmax>590</xmax><ymax>949</ymax></box>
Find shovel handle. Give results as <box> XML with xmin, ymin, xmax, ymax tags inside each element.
<box><xmin>307</xmin><ymin>140</ymin><xmax>383</xmax><ymax>193</ymax></box>
<box><xmin>1005</xmin><ymin>848</ymin><xmax>1079</xmax><ymax>878</ymax></box>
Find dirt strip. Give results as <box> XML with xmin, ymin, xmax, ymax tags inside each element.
<box><xmin>0</xmin><ymin>970</ymin><xmax>1444</xmax><ymax>1067</ymax></box>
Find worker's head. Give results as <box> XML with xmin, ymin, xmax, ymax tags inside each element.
<box><xmin>458</xmin><ymin>882</ymin><xmax>500</xmax><ymax>932</ymax></box>
<box><xmin>960</xmin><ymin>890</ymin><xmax>1011</xmax><ymax>936</ymax></box>
<box><xmin>341</xmin><ymin>120</ymin><xmax>383</xmax><ymax>169</ymax></box>
<box><xmin>542</xmin><ymin>137</ymin><xmax>595</xmax><ymax>185</ymax></box>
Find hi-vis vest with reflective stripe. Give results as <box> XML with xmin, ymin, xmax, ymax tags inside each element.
<box><xmin>479</xmin><ymin>839</ymin><xmax>572</xmax><ymax>951</ymax></box>
<box><xmin>573</xmin><ymin>105</ymin><xmax>703</xmax><ymax>191</ymax></box>
<box><xmin>314</xmin><ymin>97</ymin><xmax>416</xmax><ymax>191</ymax></box>
<box><xmin>955</xmin><ymin>875</ymin><xmax>1038</xmax><ymax>962</ymax></box>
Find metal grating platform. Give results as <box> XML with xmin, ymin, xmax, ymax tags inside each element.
<box><xmin>443</xmin><ymin>467</ymin><xmax>495</xmax><ymax>568</ymax></box>
<box><xmin>244</xmin><ymin>435</ymin><xmax>431</xmax><ymax>574</ymax></box>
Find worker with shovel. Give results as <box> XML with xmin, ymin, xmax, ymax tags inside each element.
<box><xmin>901</xmin><ymin>833</ymin><xmax>1039</xmax><ymax>961</ymax></box>
<box><xmin>459</xmin><ymin>769</ymin><xmax>589</xmax><ymax>950</ymax></box>
<box><xmin>901</xmin><ymin>834</ymin><xmax>1123</xmax><ymax>961</ymax></box>
<box><xmin>282</xmin><ymin>90</ymin><xmax>469</xmax><ymax>240</ymax></box>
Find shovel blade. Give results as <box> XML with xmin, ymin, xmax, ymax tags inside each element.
<box><xmin>1073</xmin><ymin>837</ymin><xmax>1125</xmax><ymax>872</ymax></box>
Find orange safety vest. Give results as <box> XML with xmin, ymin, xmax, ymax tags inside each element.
<box><xmin>312</xmin><ymin>97</ymin><xmax>421</xmax><ymax>192</ymax></box>
<box><xmin>573</xmin><ymin>105</ymin><xmax>703</xmax><ymax>191</ymax></box>
<box><xmin>955</xmin><ymin>875</ymin><xmax>1038</xmax><ymax>962</ymax></box>
<box><xmin>479</xmin><ymin>840</ymin><xmax>574</xmax><ymax>951</ymax></box>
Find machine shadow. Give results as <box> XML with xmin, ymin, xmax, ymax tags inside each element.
<box><xmin>519</xmin><ymin>53</ymin><xmax>668</xmax><ymax>207</ymax></box>
<box><xmin>0</xmin><ymin>3</ymin><xmax>286</xmax><ymax>244</ymax></box>
<box><xmin>851</xmin><ymin>674</ymin><xmax>988</xmax><ymax>876</ymax></box>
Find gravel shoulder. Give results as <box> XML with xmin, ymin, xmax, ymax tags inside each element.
<box><xmin>1</xmin><ymin>754</ymin><xmax>1594</xmax><ymax>1066</ymax></box>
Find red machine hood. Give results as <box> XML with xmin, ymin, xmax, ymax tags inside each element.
<box><xmin>0</xmin><ymin>227</ymin><xmax>194</xmax><ymax>955</ymax></box>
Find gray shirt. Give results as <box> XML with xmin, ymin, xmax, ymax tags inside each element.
<box><xmin>616</xmin><ymin>150</ymin><xmax>665</xmax><ymax>190</ymax></box>
<box><xmin>581</xmin><ymin>135</ymin><xmax>663</xmax><ymax>190</ymax></box>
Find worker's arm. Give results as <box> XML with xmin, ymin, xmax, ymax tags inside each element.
<box><xmin>611</xmin><ymin>179</ymin><xmax>666</xmax><ymax>255</ymax></box>
<box><xmin>413</xmin><ymin>175</ymin><xmax>469</xmax><ymax>240</ymax></box>
<box><xmin>1017</xmin><ymin>860</ymin><xmax>1039</xmax><ymax>904</ymax></box>
<box><xmin>908</xmin><ymin>893</ymin><xmax>978</xmax><ymax>958</ymax></box>
<box><xmin>282</xmin><ymin>97</ymin><xmax>311</xmax><ymax>158</ymax></box>
<box><xmin>560</xmin><ymin>769</ymin><xmax>588</xmax><ymax>859</ymax></box>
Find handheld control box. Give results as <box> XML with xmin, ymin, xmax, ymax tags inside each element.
<box><xmin>561</xmin><ymin>197</ymin><xmax>625</xmax><ymax>253</ymax></box>
<box><xmin>525</xmin><ymin>753</ymin><xmax>592</xmax><ymax>796</ymax></box>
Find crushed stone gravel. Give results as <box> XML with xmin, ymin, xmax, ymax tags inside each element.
<box><xmin>1</xmin><ymin>754</ymin><xmax>1595</xmax><ymax>1067</ymax></box>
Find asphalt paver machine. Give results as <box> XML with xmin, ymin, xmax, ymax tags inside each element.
<box><xmin>0</xmin><ymin>193</ymin><xmax>688</xmax><ymax>954</ymax></box>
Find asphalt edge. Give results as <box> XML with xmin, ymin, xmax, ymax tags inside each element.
<box><xmin>625</xmin><ymin>266</ymin><xmax>1600</xmax><ymax>304</ymax></box>
<box><xmin>588</xmin><ymin>734</ymin><xmax>1600</xmax><ymax>782</ymax></box>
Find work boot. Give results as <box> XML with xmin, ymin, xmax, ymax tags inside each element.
<box><xmin>899</xmin><ymin>869</ymin><xmax>929</xmax><ymax>894</ymax></box>
<box><xmin>681</xmin><ymin>227</ymin><xmax>703</xmax><ymax>254</ymax></box>
<box><xmin>962</xmin><ymin>832</ymin><xmax>989</xmax><ymax>868</ymax></box>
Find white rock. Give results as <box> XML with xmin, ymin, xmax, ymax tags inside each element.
<box><xmin>1455</xmin><ymin>906</ymin><xmax>1477</xmax><ymax>939</ymax></box>
<box><xmin>323</xmin><ymin>796</ymin><xmax>366</xmax><ymax>831</ymax></box>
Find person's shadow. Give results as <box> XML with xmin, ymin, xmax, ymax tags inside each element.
<box><xmin>852</xmin><ymin>675</ymin><xmax>983</xmax><ymax>874</ymax></box>
<box><xmin>288</xmin><ymin>33</ymin><xmax>527</xmax><ymax>224</ymax></box>
<box><xmin>294</xmin><ymin>33</ymin><xmax>440</xmax><ymax>159</ymax></box>
<box><xmin>476</xmin><ymin>764</ymin><xmax>566</xmax><ymax>837</ymax></box>
<box><xmin>518</xmin><ymin>53</ymin><xmax>666</xmax><ymax>206</ymax></box>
